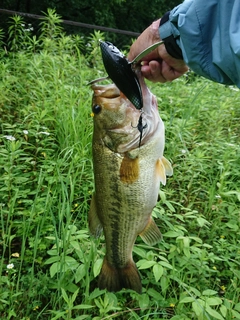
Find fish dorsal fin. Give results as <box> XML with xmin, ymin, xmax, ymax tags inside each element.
<box><xmin>139</xmin><ymin>217</ymin><xmax>162</xmax><ymax>246</ymax></box>
<box><xmin>88</xmin><ymin>193</ymin><xmax>103</xmax><ymax>237</ymax></box>
<box><xmin>156</xmin><ymin>156</ymin><xmax>173</xmax><ymax>186</ymax></box>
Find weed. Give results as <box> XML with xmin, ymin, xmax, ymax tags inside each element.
<box><xmin>0</xmin><ymin>11</ymin><xmax>239</xmax><ymax>320</ymax></box>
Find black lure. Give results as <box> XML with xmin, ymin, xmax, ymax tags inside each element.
<box><xmin>99</xmin><ymin>41</ymin><xmax>143</xmax><ymax>110</ymax></box>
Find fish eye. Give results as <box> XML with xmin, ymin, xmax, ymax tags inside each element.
<box><xmin>92</xmin><ymin>104</ymin><xmax>102</xmax><ymax>114</ymax></box>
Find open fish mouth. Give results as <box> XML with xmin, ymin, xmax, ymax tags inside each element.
<box><xmin>91</xmin><ymin>83</ymin><xmax>121</xmax><ymax>99</ymax></box>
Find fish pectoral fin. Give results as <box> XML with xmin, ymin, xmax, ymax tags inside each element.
<box><xmin>161</xmin><ymin>156</ymin><xmax>173</xmax><ymax>177</ymax></box>
<box><xmin>156</xmin><ymin>157</ymin><xmax>173</xmax><ymax>186</ymax></box>
<box><xmin>120</xmin><ymin>155</ymin><xmax>139</xmax><ymax>183</ymax></box>
<box><xmin>139</xmin><ymin>217</ymin><xmax>162</xmax><ymax>246</ymax></box>
<box><xmin>98</xmin><ymin>257</ymin><xmax>142</xmax><ymax>294</ymax></box>
<box><xmin>88</xmin><ymin>193</ymin><xmax>103</xmax><ymax>237</ymax></box>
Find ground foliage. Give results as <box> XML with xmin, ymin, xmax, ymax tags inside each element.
<box><xmin>0</xmin><ymin>11</ymin><xmax>240</xmax><ymax>320</ymax></box>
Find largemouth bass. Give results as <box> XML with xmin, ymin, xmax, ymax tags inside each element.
<box><xmin>89</xmin><ymin>74</ymin><xmax>173</xmax><ymax>293</ymax></box>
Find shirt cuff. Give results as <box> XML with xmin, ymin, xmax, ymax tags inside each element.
<box><xmin>159</xmin><ymin>12</ymin><xmax>183</xmax><ymax>59</ymax></box>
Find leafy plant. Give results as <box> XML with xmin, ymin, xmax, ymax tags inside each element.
<box><xmin>0</xmin><ymin>13</ymin><xmax>239</xmax><ymax>320</ymax></box>
<box><xmin>7</xmin><ymin>15</ymin><xmax>29</xmax><ymax>52</ymax></box>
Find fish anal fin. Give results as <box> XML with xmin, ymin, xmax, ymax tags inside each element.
<box><xmin>139</xmin><ymin>217</ymin><xmax>162</xmax><ymax>246</ymax></box>
<box><xmin>98</xmin><ymin>257</ymin><xmax>142</xmax><ymax>294</ymax></box>
<box><xmin>120</xmin><ymin>155</ymin><xmax>139</xmax><ymax>183</ymax></box>
<box><xmin>88</xmin><ymin>193</ymin><xmax>103</xmax><ymax>237</ymax></box>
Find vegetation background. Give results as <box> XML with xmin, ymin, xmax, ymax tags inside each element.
<box><xmin>0</xmin><ymin>7</ymin><xmax>240</xmax><ymax>320</ymax></box>
<box><xmin>0</xmin><ymin>0</ymin><xmax>182</xmax><ymax>48</ymax></box>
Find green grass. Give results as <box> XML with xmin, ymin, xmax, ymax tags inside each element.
<box><xmin>0</xmin><ymin>13</ymin><xmax>240</xmax><ymax>320</ymax></box>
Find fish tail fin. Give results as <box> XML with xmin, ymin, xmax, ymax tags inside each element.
<box><xmin>98</xmin><ymin>257</ymin><xmax>142</xmax><ymax>293</ymax></box>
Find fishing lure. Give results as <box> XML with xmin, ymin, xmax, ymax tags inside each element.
<box><xmin>100</xmin><ymin>41</ymin><xmax>143</xmax><ymax>110</ymax></box>
<box><xmin>99</xmin><ymin>40</ymin><xmax>163</xmax><ymax>110</ymax></box>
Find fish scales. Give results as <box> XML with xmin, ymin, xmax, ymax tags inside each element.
<box><xmin>89</xmin><ymin>77</ymin><xmax>173</xmax><ymax>293</ymax></box>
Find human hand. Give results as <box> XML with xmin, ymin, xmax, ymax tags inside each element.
<box><xmin>128</xmin><ymin>19</ymin><xmax>188</xmax><ymax>83</ymax></box>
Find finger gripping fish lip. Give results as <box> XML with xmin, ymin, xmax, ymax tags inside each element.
<box><xmin>99</xmin><ymin>41</ymin><xmax>143</xmax><ymax>110</ymax></box>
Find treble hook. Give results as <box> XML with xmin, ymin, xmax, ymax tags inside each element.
<box><xmin>132</xmin><ymin>110</ymin><xmax>147</xmax><ymax>148</ymax></box>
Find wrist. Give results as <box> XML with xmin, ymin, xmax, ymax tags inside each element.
<box><xmin>159</xmin><ymin>12</ymin><xmax>183</xmax><ymax>59</ymax></box>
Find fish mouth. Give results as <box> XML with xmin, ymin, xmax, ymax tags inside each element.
<box><xmin>91</xmin><ymin>83</ymin><xmax>121</xmax><ymax>99</ymax></box>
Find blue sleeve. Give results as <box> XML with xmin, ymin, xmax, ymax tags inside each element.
<box><xmin>160</xmin><ymin>0</ymin><xmax>240</xmax><ymax>87</ymax></box>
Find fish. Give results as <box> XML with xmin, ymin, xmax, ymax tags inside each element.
<box><xmin>88</xmin><ymin>73</ymin><xmax>173</xmax><ymax>293</ymax></box>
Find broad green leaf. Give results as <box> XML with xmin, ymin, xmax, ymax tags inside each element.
<box><xmin>147</xmin><ymin>288</ymin><xmax>162</xmax><ymax>300</ymax></box>
<box><xmin>197</xmin><ymin>217</ymin><xmax>210</xmax><ymax>227</ymax></box>
<box><xmin>191</xmin><ymin>287</ymin><xmax>201</xmax><ymax>297</ymax></box>
<box><xmin>137</xmin><ymin>259</ymin><xmax>156</xmax><ymax>270</ymax></box>
<box><xmin>65</xmin><ymin>283</ymin><xmax>79</xmax><ymax>293</ymax></box>
<box><xmin>75</xmin><ymin>264</ymin><xmax>86</xmax><ymax>283</ymax></box>
<box><xmin>206</xmin><ymin>305</ymin><xmax>224</xmax><ymax>320</ymax></box>
<box><xmin>232</xmin><ymin>310</ymin><xmax>240</xmax><ymax>319</ymax></box>
<box><xmin>133</xmin><ymin>246</ymin><xmax>147</xmax><ymax>258</ymax></box>
<box><xmin>183</xmin><ymin>236</ymin><xmax>190</xmax><ymax>247</ymax></box>
<box><xmin>183</xmin><ymin>247</ymin><xmax>191</xmax><ymax>259</ymax></box>
<box><xmin>158</xmin><ymin>255</ymin><xmax>168</xmax><ymax>262</ymax></box>
<box><xmin>159</xmin><ymin>261</ymin><xmax>174</xmax><ymax>269</ymax></box>
<box><xmin>138</xmin><ymin>293</ymin><xmax>149</xmax><ymax>309</ymax></box>
<box><xmin>70</xmin><ymin>240</ymin><xmax>81</xmax><ymax>251</ymax></box>
<box><xmin>153</xmin><ymin>263</ymin><xmax>163</xmax><ymax>282</ymax></box>
<box><xmin>179</xmin><ymin>297</ymin><xmax>196</xmax><ymax>304</ymax></box>
<box><xmin>63</xmin><ymin>256</ymin><xmax>79</xmax><ymax>270</ymax></box>
<box><xmin>45</xmin><ymin>256</ymin><xmax>60</xmax><ymax>265</ymax></box>
<box><xmin>189</xmin><ymin>236</ymin><xmax>202</xmax><ymax>243</ymax></box>
<box><xmin>93</xmin><ymin>258</ymin><xmax>103</xmax><ymax>277</ymax></box>
<box><xmin>192</xmin><ymin>301</ymin><xmax>204</xmax><ymax>317</ymax></box>
<box><xmin>235</xmin><ymin>303</ymin><xmax>240</xmax><ymax>312</ymax></box>
<box><xmin>163</xmin><ymin>231</ymin><xmax>183</xmax><ymax>238</ymax></box>
<box><xmin>202</xmin><ymin>289</ymin><xmax>218</xmax><ymax>296</ymax></box>
<box><xmin>47</xmin><ymin>249</ymin><xmax>59</xmax><ymax>256</ymax></box>
<box><xmin>64</xmin><ymin>255</ymin><xmax>78</xmax><ymax>264</ymax></box>
<box><xmin>206</xmin><ymin>297</ymin><xmax>222</xmax><ymax>306</ymax></box>
<box><xmin>160</xmin><ymin>276</ymin><xmax>169</xmax><ymax>293</ymax></box>
<box><xmin>88</xmin><ymin>288</ymin><xmax>105</xmax><ymax>300</ymax></box>
<box><xmin>50</xmin><ymin>262</ymin><xmax>60</xmax><ymax>278</ymax></box>
<box><xmin>220</xmin><ymin>305</ymin><xmax>227</xmax><ymax>318</ymax></box>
